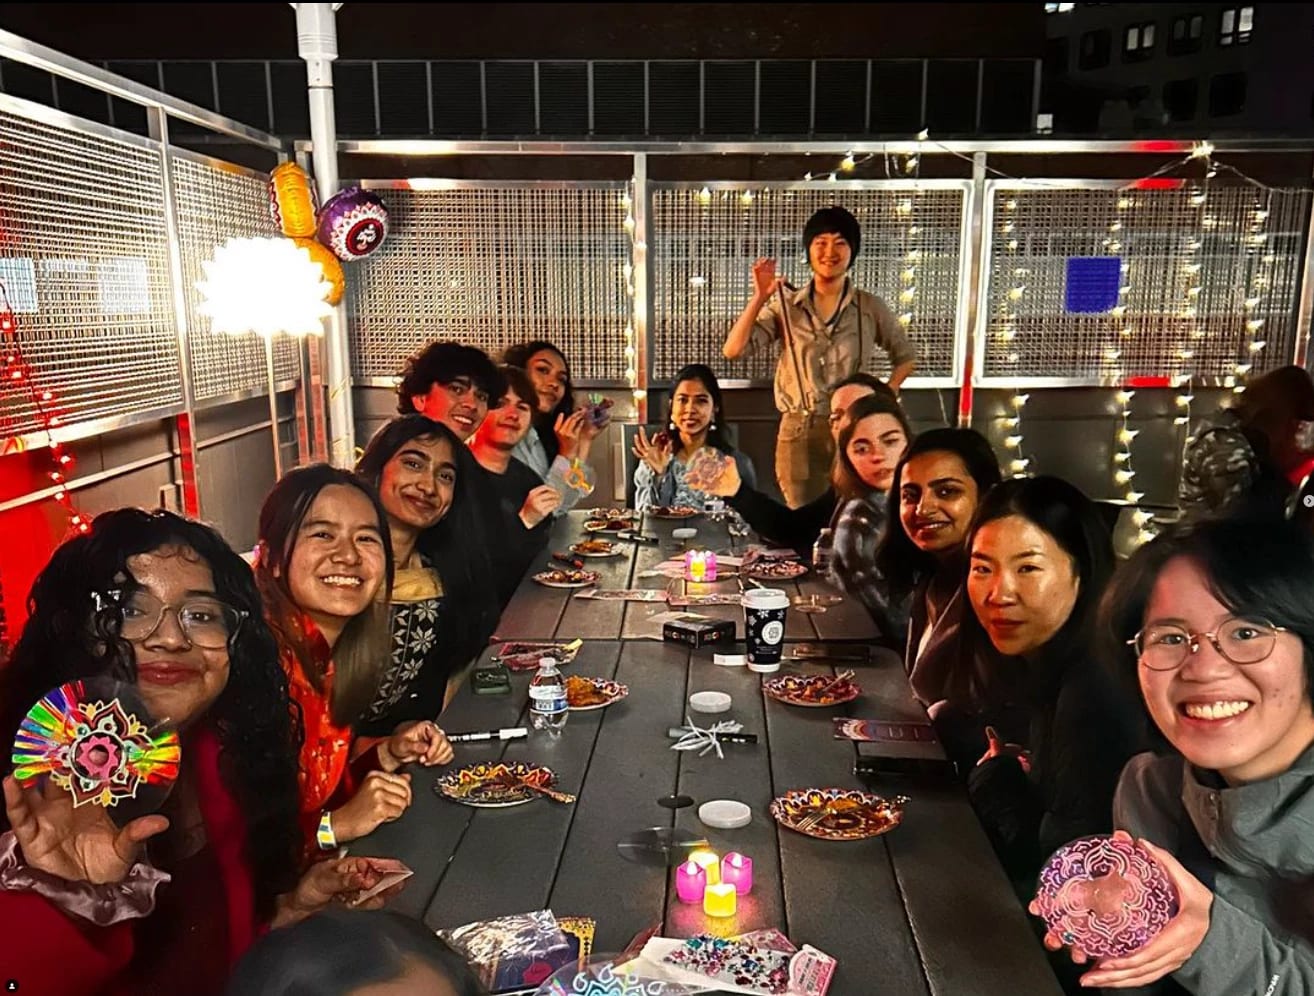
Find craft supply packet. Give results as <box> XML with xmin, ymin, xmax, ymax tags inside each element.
<box><xmin>664</xmin><ymin>934</ymin><xmax>836</xmax><ymax>996</ymax></box>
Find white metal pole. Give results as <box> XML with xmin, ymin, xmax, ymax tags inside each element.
<box><xmin>293</xmin><ymin>2</ymin><xmax>355</xmax><ymax>467</ymax></box>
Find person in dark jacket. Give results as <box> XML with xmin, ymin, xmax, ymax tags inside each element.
<box><xmin>1178</xmin><ymin>365</ymin><xmax>1314</xmax><ymax>526</ymax></box>
<box><xmin>962</xmin><ymin>476</ymin><xmax>1142</xmax><ymax>889</ymax></box>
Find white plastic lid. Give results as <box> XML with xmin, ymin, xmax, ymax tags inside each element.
<box><xmin>672</xmin><ymin>527</ymin><xmax>698</xmax><ymax>540</ymax></box>
<box><xmin>689</xmin><ymin>690</ymin><xmax>732</xmax><ymax>714</ymax></box>
<box><xmin>698</xmin><ymin>799</ymin><xmax>752</xmax><ymax>830</ymax></box>
<box><xmin>713</xmin><ymin>653</ymin><xmax>746</xmax><ymax>667</ymax></box>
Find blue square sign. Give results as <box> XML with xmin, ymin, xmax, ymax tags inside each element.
<box><xmin>1065</xmin><ymin>256</ymin><xmax>1123</xmax><ymax>314</ymax></box>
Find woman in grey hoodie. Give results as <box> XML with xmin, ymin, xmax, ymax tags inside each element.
<box><xmin>1045</xmin><ymin>518</ymin><xmax>1314</xmax><ymax>994</ymax></box>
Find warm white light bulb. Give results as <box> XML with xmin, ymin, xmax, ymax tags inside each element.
<box><xmin>1004</xmin><ymin>435</ymin><xmax>1023</xmax><ymax>449</ymax></box>
<box><xmin>1114</xmin><ymin>469</ymin><xmax>1136</xmax><ymax>485</ymax></box>
<box><xmin>196</xmin><ymin>236</ymin><xmax>332</xmax><ymax>337</ymax></box>
<box><xmin>1118</xmin><ymin>428</ymin><xmax>1140</xmax><ymax>443</ymax></box>
<box><xmin>1012</xmin><ymin>394</ymin><xmax>1030</xmax><ymax>408</ymax></box>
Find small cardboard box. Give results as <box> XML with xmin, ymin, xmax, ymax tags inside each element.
<box><xmin>662</xmin><ymin>613</ymin><xmax>736</xmax><ymax>649</ymax></box>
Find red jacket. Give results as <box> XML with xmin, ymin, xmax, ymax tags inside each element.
<box><xmin>0</xmin><ymin>728</ymin><xmax>261</xmax><ymax>996</ymax></box>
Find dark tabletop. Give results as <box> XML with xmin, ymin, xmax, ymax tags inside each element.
<box><xmin>353</xmin><ymin>510</ymin><xmax>1062</xmax><ymax>996</ymax></box>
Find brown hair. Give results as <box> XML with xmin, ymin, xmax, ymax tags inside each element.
<box><xmin>255</xmin><ymin>464</ymin><xmax>395</xmax><ymax>727</ymax></box>
<box><xmin>831</xmin><ymin>393</ymin><xmax>913</xmax><ymax>500</ymax></box>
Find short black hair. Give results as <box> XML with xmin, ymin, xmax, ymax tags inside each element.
<box><xmin>803</xmin><ymin>206</ymin><xmax>861</xmax><ymax>259</ymax></box>
<box><xmin>396</xmin><ymin>342</ymin><xmax>505</xmax><ymax>414</ymax></box>
<box><xmin>225</xmin><ymin>908</ymin><xmax>486</xmax><ymax>996</ymax></box>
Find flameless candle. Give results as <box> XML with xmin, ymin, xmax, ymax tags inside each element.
<box><xmin>703</xmin><ymin>882</ymin><xmax>737</xmax><ymax>918</ymax></box>
<box><xmin>675</xmin><ymin>859</ymin><xmax>707</xmax><ymax>904</ymax></box>
<box><xmin>683</xmin><ymin>550</ymin><xmax>718</xmax><ymax>583</ymax></box>
<box><xmin>689</xmin><ymin>849</ymin><xmax>721</xmax><ymax>886</ymax></box>
<box><xmin>720</xmin><ymin>852</ymin><xmax>753</xmax><ymax>895</ymax></box>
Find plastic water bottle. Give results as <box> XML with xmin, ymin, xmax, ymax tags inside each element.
<box><xmin>812</xmin><ymin>528</ymin><xmax>835</xmax><ymax>577</ymax></box>
<box><xmin>529</xmin><ymin>657</ymin><xmax>568</xmax><ymax>735</ymax></box>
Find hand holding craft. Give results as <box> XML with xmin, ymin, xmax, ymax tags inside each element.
<box><xmin>1067</xmin><ymin>837</ymin><xmax>1213</xmax><ymax>989</ymax></box>
<box><xmin>2</xmin><ymin>773</ymin><xmax>169</xmax><ymax>885</ymax></box>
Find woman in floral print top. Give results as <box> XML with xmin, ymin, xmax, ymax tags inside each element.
<box><xmin>353</xmin><ymin>416</ymin><xmax>500</xmax><ymax>736</ymax></box>
<box><xmin>255</xmin><ymin>465</ymin><xmax>455</xmax><ymax>851</ymax></box>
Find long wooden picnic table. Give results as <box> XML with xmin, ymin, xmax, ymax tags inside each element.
<box><xmin>354</xmin><ymin>509</ymin><xmax>1061</xmax><ymax>995</ymax></box>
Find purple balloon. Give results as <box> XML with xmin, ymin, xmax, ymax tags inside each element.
<box><xmin>316</xmin><ymin>186</ymin><xmax>388</xmax><ymax>261</ymax></box>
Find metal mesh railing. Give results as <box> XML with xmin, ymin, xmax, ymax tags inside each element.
<box><xmin>0</xmin><ymin>104</ymin><xmax>180</xmax><ymax>437</ymax></box>
<box><xmin>346</xmin><ymin>183</ymin><xmax>632</xmax><ymax>382</ymax></box>
<box><xmin>979</xmin><ymin>182</ymin><xmax>1311</xmax><ymax>383</ymax></box>
<box><xmin>172</xmin><ymin>153</ymin><xmax>298</xmax><ymax>404</ymax></box>
<box><xmin>650</xmin><ymin>182</ymin><xmax>967</xmax><ymax>382</ymax></box>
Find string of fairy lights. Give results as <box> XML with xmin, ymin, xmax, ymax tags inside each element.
<box><xmin>621</xmin><ymin>181</ymin><xmax>644</xmax><ymax>414</ymax></box>
<box><xmin>802</xmin><ymin>137</ymin><xmax>1290</xmax><ymax>518</ymax></box>
<box><xmin>0</xmin><ymin>284</ymin><xmax>90</xmax><ymax>539</ymax></box>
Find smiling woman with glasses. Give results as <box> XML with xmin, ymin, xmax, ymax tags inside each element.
<box><xmin>0</xmin><ymin>509</ymin><xmax>404</xmax><ymax>995</ymax></box>
<box><xmin>1042</xmin><ymin>519</ymin><xmax>1314</xmax><ymax>992</ymax></box>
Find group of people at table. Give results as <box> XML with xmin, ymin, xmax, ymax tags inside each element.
<box><xmin>2</xmin><ymin>206</ymin><xmax>1314</xmax><ymax>995</ymax></box>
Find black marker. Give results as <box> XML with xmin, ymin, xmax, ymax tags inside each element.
<box><xmin>667</xmin><ymin>727</ymin><xmax>758</xmax><ymax>744</ymax></box>
<box><xmin>618</xmin><ymin>529</ymin><xmax>659</xmax><ymax>544</ymax></box>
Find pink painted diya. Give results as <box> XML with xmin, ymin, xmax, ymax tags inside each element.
<box><xmin>1034</xmin><ymin>835</ymin><xmax>1179</xmax><ymax>958</ymax></box>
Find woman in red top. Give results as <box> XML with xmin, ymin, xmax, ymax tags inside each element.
<box><xmin>0</xmin><ymin>509</ymin><xmax>400</xmax><ymax>996</ymax></box>
<box><xmin>254</xmin><ymin>465</ymin><xmax>454</xmax><ymax>853</ymax></box>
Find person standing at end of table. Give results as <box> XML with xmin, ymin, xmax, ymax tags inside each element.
<box><xmin>722</xmin><ymin>206</ymin><xmax>918</xmax><ymax>508</ymax></box>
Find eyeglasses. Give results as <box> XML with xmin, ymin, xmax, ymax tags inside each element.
<box><xmin>94</xmin><ymin>589</ymin><xmax>247</xmax><ymax>649</ymax></box>
<box><xmin>1129</xmin><ymin>615</ymin><xmax>1287</xmax><ymax>672</ymax></box>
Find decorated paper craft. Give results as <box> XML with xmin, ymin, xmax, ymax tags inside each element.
<box><xmin>574</xmin><ymin>588</ymin><xmax>668</xmax><ymax>602</ymax></box>
<box><xmin>662</xmin><ymin>934</ymin><xmax>837</xmax><ymax>996</ymax></box>
<box><xmin>1033</xmin><ymin>835</ymin><xmax>1179</xmax><ymax>958</ymax></box>
<box><xmin>11</xmin><ymin>679</ymin><xmax>180</xmax><ymax>820</ymax></box>
<box><xmin>684</xmin><ymin>447</ymin><xmax>735</xmax><ymax>493</ymax></box>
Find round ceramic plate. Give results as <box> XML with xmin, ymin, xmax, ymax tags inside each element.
<box><xmin>647</xmin><ymin>506</ymin><xmax>700</xmax><ymax>519</ymax></box>
<box><xmin>435</xmin><ymin>761</ymin><xmax>558</xmax><ymax>808</ymax></box>
<box><xmin>584</xmin><ymin>519</ymin><xmax>632</xmax><ymax>533</ymax></box>
<box><xmin>566</xmin><ymin>676</ymin><xmax>629</xmax><ymax>711</ymax></box>
<box><xmin>533</xmin><ymin>570</ymin><xmax>600</xmax><ymax>589</ymax></box>
<box><xmin>570</xmin><ymin>540</ymin><xmax>624</xmax><ymax>558</ymax></box>
<box><xmin>747</xmin><ymin>560</ymin><xmax>809</xmax><ymax>581</ymax></box>
<box><xmin>763</xmin><ymin>674</ymin><xmax>861</xmax><ymax>708</ymax></box>
<box><xmin>770</xmin><ymin>788</ymin><xmax>908</xmax><ymax>841</ymax></box>
<box><xmin>1033</xmin><ymin>835</ymin><xmax>1180</xmax><ymax>958</ymax></box>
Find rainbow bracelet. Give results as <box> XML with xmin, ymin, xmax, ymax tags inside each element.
<box><xmin>316</xmin><ymin>810</ymin><xmax>337</xmax><ymax>851</ymax></box>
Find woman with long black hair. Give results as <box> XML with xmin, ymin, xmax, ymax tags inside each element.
<box><xmin>632</xmin><ymin>363</ymin><xmax>756</xmax><ymax>511</ymax></box>
<box><xmin>0</xmin><ymin>510</ymin><xmax>400</xmax><ymax>994</ymax></box>
<box><xmin>354</xmin><ymin>415</ymin><xmax>499</xmax><ymax>733</ymax></box>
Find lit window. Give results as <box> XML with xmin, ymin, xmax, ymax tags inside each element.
<box><xmin>1171</xmin><ymin>13</ymin><xmax>1205</xmax><ymax>53</ymax></box>
<box><xmin>1058</xmin><ymin>2</ymin><xmax>1075</xmax><ymax>10</ymax></box>
<box><xmin>1219</xmin><ymin>6</ymin><xmax>1254</xmax><ymax>45</ymax></box>
<box><xmin>1123</xmin><ymin>21</ymin><xmax>1157</xmax><ymax>58</ymax></box>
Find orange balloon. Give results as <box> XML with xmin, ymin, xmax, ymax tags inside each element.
<box><xmin>293</xmin><ymin>237</ymin><xmax>345</xmax><ymax>306</ymax></box>
<box><xmin>270</xmin><ymin>163</ymin><xmax>318</xmax><ymax>238</ymax></box>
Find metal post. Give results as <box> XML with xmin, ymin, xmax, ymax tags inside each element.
<box><xmin>265</xmin><ymin>335</ymin><xmax>284</xmax><ymax>479</ymax></box>
<box><xmin>148</xmin><ymin>105</ymin><xmax>203</xmax><ymax>516</ymax></box>
<box><xmin>1295</xmin><ymin>160</ymin><xmax>1314</xmax><ymax>368</ymax></box>
<box><xmin>958</xmin><ymin>152</ymin><xmax>990</xmax><ymax>428</ymax></box>
<box><xmin>294</xmin><ymin>1</ymin><xmax>356</xmax><ymax>468</ymax></box>
<box><xmin>632</xmin><ymin>152</ymin><xmax>651</xmax><ymax>425</ymax></box>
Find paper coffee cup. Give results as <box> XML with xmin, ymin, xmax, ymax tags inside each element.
<box><xmin>743</xmin><ymin>587</ymin><xmax>790</xmax><ymax>672</ymax></box>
